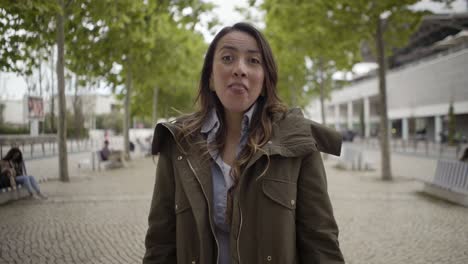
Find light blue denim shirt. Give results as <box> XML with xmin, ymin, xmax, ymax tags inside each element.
<box><xmin>200</xmin><ymin>103</ymin><xmax>257</xmax><ymax>264</ymax></box>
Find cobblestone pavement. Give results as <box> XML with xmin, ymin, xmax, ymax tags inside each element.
<box><xmin>1</xmin><ymin>156</ymin><xmax>467</xmax><ymax>264</ymax></box>
<box><xmin>329</xmin><ymin>166</ymin><xmax>468</xmax><ymax>264</ymax></box>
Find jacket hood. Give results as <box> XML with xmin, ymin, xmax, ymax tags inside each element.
<box><xmin>152</xmin><ymin>108</ymin><xmax>341</xmax><ymax>157</ymax></box>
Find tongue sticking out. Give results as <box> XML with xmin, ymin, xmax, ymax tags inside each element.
<box><xmin>229</xmin><ymin>84</ymin><xmax>247</xmax><ymax>95</ymax></box>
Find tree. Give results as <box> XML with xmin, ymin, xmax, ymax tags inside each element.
<box><xmin>0</xmin><ymin>0</ymin><xmax>72</xmax><ymax>181</ymax></box>
<box><xmin>0</xmin><ymin>0</ymin><xmax>58</xmax><ymax>74</ymax></box>
<box><xmin>0</xmin><ymin>103</ymin><xmax>4</xmax><ymax>125</ymax></box>
<box><xmin>448</xmin><ymin>102</ymin><xmax>456</xmax><ymax>146</ymax></box>
<box><xmin>324</xmin><ymin>0</ymin><xmax>453</xmax><ymax>181</ymax></box>
<box><xmin>89</xmin><ymin>0</ymin><xmax>211</xmax><ymax>159</ymax></box>
<box><xmin>69</xmin><ymin>0</ymin><xmax>212</xmax><ymax>160</ymax></box>
<box><xmin>1</xmin><ymin>0</ymin><xmax>214</xmax><ymax>171</ymax></box>
<box><xmin>260</xmin><ymin>0</ymin><xmax>359</xmax><ymax>118</ymax></box>
<box><xmin>131</xmin><ymin>19</ymin><xmax>207</xmax><ymax>122</ymax></box>
<box><xmin>261</xmin><ymin>0</ymin><xmax>453</xmax><ymax>181</ymax></box>
<box><xmin>56</xmin><ymin>0</ymin><xmax>69</xmax><ymax>182</ymax></box>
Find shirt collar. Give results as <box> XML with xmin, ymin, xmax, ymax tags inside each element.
<box><xmin>201</xmin><ymin>102</ymin><xmax>258</xmax><ymax>135</ymax></box>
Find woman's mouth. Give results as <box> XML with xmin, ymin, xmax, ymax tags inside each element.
<box><xmin>228</xmin><ymin>83</ymin><xmax>247</xmax><ymax>94</ymax></box>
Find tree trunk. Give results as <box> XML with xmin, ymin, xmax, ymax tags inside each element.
<box><xmin>73</xmin><ymin>75</ymin><xmax>83</xmax><ymax>138</ymax></box>
<box><xmin>448</xmin><ymin>102</ymin><xmax>456</xmax><ymax>146</ymax></box>
<box><xmin>318</xmin><ymin>58</ymin><xmax>326</xmax><ymax>125</ymax></box>
<box><xmin>39</xmin><ymin>59</ymin><xmax>44</xmax><ymax>134</ymax></box>
<box><xmin>376</xmin><ymin>17</ymin><xmax>392</xmax><ymax>181</ymax></box>
<box><xmin>123</xmin><ymin>59</ymin><xmax>132</xmax><ymax>160</ymax></box>
<box><xmin>56</xmin><ymin>0</ymin><xmax>69</xmax><ymax>182</ymax></box>
<box><xmin>0</xmin><ymin>103</ymin><xmax>5</xmax><ymax>125</ymax></box>
<box><xmin>152</xmin><ymin>86</ymin><xmax>159</xmax><ymax>125</ymax></box>
<box><xmin>50</xmin><ymin>47</ymin><xmax>55</xmax><ymax>132</ymax></box>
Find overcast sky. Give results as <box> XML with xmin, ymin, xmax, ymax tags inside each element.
<box><xmin>1</xmin><ymin>0</ymin><xmax>467</xmax><ymax>100</ymax></box>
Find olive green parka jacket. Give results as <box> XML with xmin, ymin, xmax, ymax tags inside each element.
<box><xmin>143</xmin><ymin>109</ymin><xmax>344</xmax><ymax>264</ymax></box>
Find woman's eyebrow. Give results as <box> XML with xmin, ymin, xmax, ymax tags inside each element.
<box><xmin>218</xmin><ymin>45</ymin><xmax>260</xmax><ymax>54</ymax></box>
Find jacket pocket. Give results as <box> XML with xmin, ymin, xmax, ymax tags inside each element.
<box><xmin>261</xmin><ymin>178</ymin><xmax>297</xmax><ymax>263</ymax></box>
<box><xmin>262</xmin><ymin>178</ymin><xmax>297</xmax><ymax>210</ymax></box>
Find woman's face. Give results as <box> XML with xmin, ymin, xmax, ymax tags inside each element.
<box><xmin>211</xmin><ymin>31</ymin><xmax>264</xmax><ymax>114</ymax></box>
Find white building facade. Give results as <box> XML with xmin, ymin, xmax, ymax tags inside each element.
<box><xmin>306</xmin><ymin>47</ymin><xmax>468</xmax><ymax>142</ymax></box>
<box><xmin>0</xmin><ymin>94</ymin><xmax>121</xmax><ymax>128</ymax></box>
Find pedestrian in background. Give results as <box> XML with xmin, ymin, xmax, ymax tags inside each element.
<box><xmin>143</xmin><ymin>22</ymin><xmax>344</xmax><ymax>264</ymax></box>
<box><xmin>100</xmin><ymin>140</ymin><xmax>124</xmax><ymax>169</ymax></box>
<box><xmin>2</xmin><ymin>147</ymin><xmax>47</xmax><ymax>199</ymax></box>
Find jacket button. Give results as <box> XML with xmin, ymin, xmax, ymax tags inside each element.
<box><xmin>290</xmin><ymin>199</ymin><xmax>295</xmax><ymax>206</ymax></box>
<box><xmin>267</xmin><ymin>140</ymin><xmax>272</xmax><ymax>144</ymax></box>
<box><xmin>177</xmin><ymin>155</ymin><xmax>183</xmax><ymax>160</ymax></box>
<box><xmin>175</xmin><ymin>204</ymin><xmax>178</xmax><ymax>210</ymax></box>
<box><xmin>267</xmin><ymin>255</ymin><xmax>272</xmax><ymax>261</ymax></box>
<box><xmin>191</xmin><ymin>261</ymin><xmax>196</xmax><ymax>264</ymax></box>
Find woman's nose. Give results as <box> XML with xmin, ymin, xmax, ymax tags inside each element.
<box><xmin>233</xmin><ymin>60</ymin><xmax>247</xmax><ymax>77</ymax></box>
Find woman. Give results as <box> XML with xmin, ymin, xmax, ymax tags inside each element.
<box><xmin>2</xmin><ymin>147</ymin><xmax>47</xmax><ymax>199</ymax></box>
<box><xmin>143</xmin><ymin>22</ymin><xmax>344</xmax><ymax>264</ymax></box>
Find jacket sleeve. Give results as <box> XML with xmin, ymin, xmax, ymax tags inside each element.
<box><xmin>296</xmin><ymin>151</ymin><xmax>344</xmax><ymax>263</ymax></box>
<box><xmin>143</xmin><ymin>138</ymin><xmax>177</xmax><ymax>264</ymax></box>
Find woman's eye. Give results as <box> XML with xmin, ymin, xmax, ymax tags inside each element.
<box><xmin>221</xmin><ymin>55</ymin><xmax>233</xmax><ymax>63</ymax></box>
<box><xmin>250</xmin><ymin>57</ymin><xmax>261</xmax><ymax>64</ymax></box>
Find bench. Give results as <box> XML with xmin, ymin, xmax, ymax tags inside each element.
<box><xmin>0</xmin><ymin>176</ymin><xmax>48</xmax><ymax>205</ymax></box>
<box><xmin>77</xmin><ymin>150</ymin><xmax>126</xmax><ymax>172</ymax></box>
<box><xmin>338</xmin><ymin>145</ymin><xmax>375</xmax><ymax>171</ymax></box>
<box><xmin>0</xmin><ymin>184</ymin><xmax>30</xmax><ymax>205</ymax></box>
<box><xmin>422</xmin><ymin>159</ymin><xmax>468</xmax><ymax>207</ymax></box>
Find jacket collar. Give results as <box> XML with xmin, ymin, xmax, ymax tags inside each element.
<box><xmin>151</xmin><ymin>108</ymin><xmax>341</xmax><ymax>158</ymax></box>
<box><xmin>200</xmin><ymin>103</ymin><xmax>257</xmax><ymax>135</ymax></box>
<box><xmin>264</xmin><ymin>108</ymin><xmax>341</xmax><ymax>157</ymax></box>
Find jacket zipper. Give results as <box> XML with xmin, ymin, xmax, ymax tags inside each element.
<box><xmin>161</xmin><ymin>124</ymin><xmax>220</xmax><ymax>264</ymax></box>
<box><xmin>237</xmin><ymin>197</ymin><xmax>243</xmax><ymax>264</ymax></box>
<box><xmin>187</xmin><ymin>158</ymin><xmax>220</xmax><ymax>264</ymax></box>
<box><xmin>237</xmin><ymin>152</ymin><xmax>269</xmax><ymax>263</ymax></box>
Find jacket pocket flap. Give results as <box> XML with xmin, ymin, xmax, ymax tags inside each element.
<box><xmin>175</xmin><ymin>202</ymin><xmax>191</xmax><ymax>214</ymax></box>
<box><xmin>175</xmin><ymin>193</ymin><xmax>191</xmax><ymax>214</ymax></box>
<box><xmin>262</xmin><ymin>178</ymin><xmax>297</xmax><ymax>210</ymax></box>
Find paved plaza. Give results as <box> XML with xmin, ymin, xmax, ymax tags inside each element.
<box><xmin>0</xmin><ymin>154</ymin><xmax>467</xmax><ymax>264</ymax></box>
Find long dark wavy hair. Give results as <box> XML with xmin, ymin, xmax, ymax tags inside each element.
<box><xmin>175</xmin><ymin>22</ymin><xmax>287</xmax><ymax>222</ymax></box>
<box><xmin>3</xmin><ymin>147</ymin><xmax>24</xmax><ymax>163</ymax></box>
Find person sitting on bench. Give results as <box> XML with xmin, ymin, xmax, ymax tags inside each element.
<box><xmin>2</xmin><ymin>147</ymin><xmax>47</xmax><ymax>199</ymax></box>
<box><xmin>100</xmin><ymin>140</ymin><xmax>124</xmax><ymax>169</ymax></box>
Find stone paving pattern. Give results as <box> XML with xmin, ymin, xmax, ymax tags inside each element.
<box><xmin>0</xmin><ymin>155</ymin><xmax>467</xmax><ymax>264</ymax></box>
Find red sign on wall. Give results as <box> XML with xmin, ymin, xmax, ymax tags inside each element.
<box><xmin>27</xmin><ymin>96</ymin><xmax>44</xmax><ymax>119</ymax></box>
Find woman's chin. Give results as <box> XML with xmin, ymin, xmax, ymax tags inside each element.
<box><xmin>223</xmin><ymin>104</ymin><xmax>251</xmax><ymax>114</ymax></box>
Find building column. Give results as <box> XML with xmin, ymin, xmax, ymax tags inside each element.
<box><xmin>364</xmin><ymin>97</ymin><xmax>370</xmax><ymax>137</ymax></box>
<box><xmin>30</xmin><ymin>119</ymin><xmax>39</xmax><ymax>136</ymax></box>
<box><xmin>347</xmin><ymin>101</ymin><xmax>353</xmax><ymax>130</ymax></box>
<box><xmin>435</xmin><ymin>115</ymin><xmax>442</xmax><ymax>143</ymax></box>
<box><xmin>402</xmin><ymin>118</ymin><xmax>409</xmax><ymax>140</ymax></box>
<box><xmin>334</xmin><ymin>104</ymin><xmax>340</xmax><ymax>131</ymax></box>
